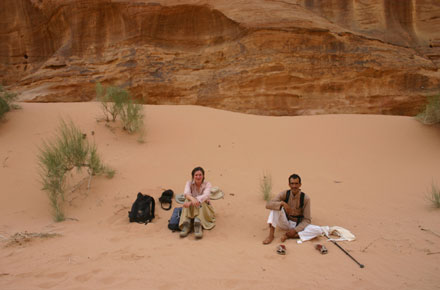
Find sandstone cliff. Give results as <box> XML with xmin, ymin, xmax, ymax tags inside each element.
<box><xmin>1</xmin><ymin>0</ymin><xmax>439</xmax><ymax>115</ymax></box>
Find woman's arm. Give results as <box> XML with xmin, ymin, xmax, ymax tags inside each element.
<box><xmin>196</xmin><ymin>181</ymin><xmax>212</xmax><ymax>203</ymax></box>
<box><xmin>183</xmin><ymin>181</ymin><xmax>200</xmax><ymax>207</ymax></box>
<box><xmin>184</xmin><ymin>181</ymin><xmax>192</xmax><ymax>198</ymax></box>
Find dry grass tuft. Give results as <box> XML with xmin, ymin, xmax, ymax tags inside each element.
<box><xmin>426</xmin><ymin>181</ymin><xmax>440</xmax><ymax>208</ymax></box>
<box><xmin>260</xmin><ymin>172</ymin><xmax>272</xmax><ymax>201</ymax></box>
<box><xmin>2</xmin><ymin>231</ymin><xmax>61</xmax><ymax>247</ymax></box>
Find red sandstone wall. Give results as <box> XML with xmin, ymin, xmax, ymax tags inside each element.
<box><xmin>1</xmin><ymin>0</ymin><xmax>439</xmax><ymax>115</ymax></box>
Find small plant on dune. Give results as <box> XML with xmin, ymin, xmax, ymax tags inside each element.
<box><xmin>38</xmin><ymin>119</ymin><xmax>114</xmax><ymax>222</ymax></box>
<box><xmin>120</xmin><ymin>99</ymin><xmax>144</xmax><ymax>134</ymax></box>
<box><xmin>426</xmin><ymin>181</ymin><xmax>440</xmax><ymax>208</ymax></box>
<box><xmin>260</xmin><ymin>172</ymin><xmax>273</xmax><ymax>201</ymax></box>
<box><xmin>0</xmin><ymin>85</ymin><xmax>19</xmax><ymax>120</ymax></box>
<box><xmin>96</xmin><ymin>83</ymin><xmax>145</xmax><ymax>140</ymax></box>
<box><xmin>416</xmin><ymin>95</ymin><xmax>440</xmax><ymax>125</ymax></box>
<box><xmin>96</xmin><ymin>83</ymin><xmax>128</xmax><ymax>122</ymax></box>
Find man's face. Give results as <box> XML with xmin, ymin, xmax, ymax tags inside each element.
<box><xmin>289</xmin><ymin>178</ymin><xmax>301</xmax><ymax>194</ymax></box>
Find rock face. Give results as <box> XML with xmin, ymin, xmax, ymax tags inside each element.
<box><xmin>1</xmin><ymin>0</ymin><xmax>439</xmax><ymax>115</ymax></box>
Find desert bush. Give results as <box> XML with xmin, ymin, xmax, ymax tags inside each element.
<box><xmin>416</xmin><ymin>95</ymin><xmax>440</xmax><ymax>125</ymax></box>
<box><xmin>0</xmin><ymin>85</ymin><xmax>18</xmax><ymax>120</ymax></box>
<box><xmin>96</xmin><ymin>83</ymin><xmax>145</xmax><ymax>138</ymax></box>
<box><xmin>0</xmin><ymin>97</ymin><xmax>8</xmax><ymax>119</ymax></box>
<box><xmin>120</xmin><ymin>99</ymin><xmax>144</xmax><ymax>134</ymax></box>
<box><xmin>426</xmin><ymin>181</ymin><xmax>440</xmax><ymax>208</ymax></box>
<box><xmin>96</xmin><ymin>83</ymin><xmax>129</xmax><ymax>122</ymax></box>
<box><xmin>260</xmin><ymin>172</ymin><xmax>272</xmax><ymax>201</ymax></box>
<box><xmin>38</xmin><ymin>119</ymin><xmax>114</xmax><ymax>221</ymax></box>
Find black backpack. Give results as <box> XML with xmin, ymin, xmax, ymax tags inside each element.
<box><xmin>128</xmin><ymin>192</ymin><xmax>155</xmax><ymax>224</ymax></box>
<box><xmin>168</xmin><ymin>207</ymin><xmax>182</xmax><ymax>232</ymax></box>
<box><xmin>159</xmin><ymin>189</ymin><xmax>174</xmax><ymax>210</ymax></box>
<box><xmin>284</xmin><ymin>190</ymin><xmax>305</xmax><ymax>224</ymax></box>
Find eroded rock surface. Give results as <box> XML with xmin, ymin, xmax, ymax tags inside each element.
<box><xmin>1</xmin><ymin>0</ymin><xmax>439</xmax><ymax>115</ymax></box>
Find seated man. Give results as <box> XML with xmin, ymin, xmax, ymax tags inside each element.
<box><xmin>263</xmin><ymin>173</ymin><xmax>323</xmax><ymax>244</ymax></box>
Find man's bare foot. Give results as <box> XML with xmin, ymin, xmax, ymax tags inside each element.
<box><xmin>263</xmin><ymin>235</ymin><xmax>274</xmax><ymax>244</ymax></box>
<box><xmin>280</xmin><ymin>234</ymin><xmax>288</xmax><ymax>242</ymax></box>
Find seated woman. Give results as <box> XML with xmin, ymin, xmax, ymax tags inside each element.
<box><xmin>179</xmin><ymin>166</ymin><xmax>215</xmax><ymax>239</ymax></box>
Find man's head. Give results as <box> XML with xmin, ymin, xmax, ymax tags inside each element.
<box><xmin>288</xmin><ymin>173</ymin><xmax>302</xmax><ymax>194</ymax></box>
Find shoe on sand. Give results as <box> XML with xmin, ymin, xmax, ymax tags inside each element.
<box><xmin>315</xmin><ymin>244</ymin><xmax>328</xmax><ymax>254</ymax></box>
<box><xmin>180</xmin><ymin>221</ymin><xmax>191</xmax><ymax>238</ymax></box>
<box><xmin>277</xmin><ymin>244</ymin><xmax>286</xmax><ymax>255</ymax></box>
<box><xmin>194</xmin><ymin>217</ymin><xmax>203</xmax><ymax>239</ymax></box>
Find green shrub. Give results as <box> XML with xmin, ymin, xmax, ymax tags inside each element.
<box><xmin>416</xmin><ymin>95</ymin><xmax>440</xmax><ymax>125</ymax></box>
<box><xmin>426</xmin><ymin>181</ymin><xmax>440</xmax><ymax>208</ymax></box>
<box><xmin>96</xmin><ymin>83</ymin><xmax>130</xmax><ymax>122</ymax></box>
<box><xmin>0</xmin><ymin>97</ymin><xmax>9</xmax><ymax>119</ymax></box>
<box><xmin>120</xmin><ymin>99</ymin><xmax>144</xmax><ymax>134</ymax></box>
<box><xmin>0</xmin><ymin>85</ymin><xmax>18</xmax><ymax>120</ymax></box>
<box><xmin>260</xmin><ymin>172</ymin><xmax>272</xmax><ymax>201</ymax></box>
<box><xmin>38</xmin><ymin>119</ymin><xmax>114</xmax><ymax>221</ymax></box>
<box><xmin>96</xmin><ymin>83</ymin><xmax>145</xmax><ymax>137</ymax></box>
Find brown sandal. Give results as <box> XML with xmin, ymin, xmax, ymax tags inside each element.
<box><xmin>277</xmin><ymin>244</ymin><xmax>287</xmax><ymax>255</ymax></box>
<box><xmin>315</xmin><ymin>244</ymin><xmax>328</xmax><ymax>254</ymax></box>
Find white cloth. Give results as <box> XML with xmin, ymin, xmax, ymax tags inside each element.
<box><xmin>266</xmin><ymin>209</ymin><xmax>327</xmax><ymax>242</ymax></box>
<box><xmin>266</xmin><ymin>209</ymin><xmax>356</xmax><ymax>242</ymax></box>
<box><xmin>328</xmin><ymin>226</ymin><xmax>356</xmax><ymax>241</ymax></box>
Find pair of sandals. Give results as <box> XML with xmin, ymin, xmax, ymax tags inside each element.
<box><xmin>276</xmin><ymin>244</ymin><xmax>328</xmax><ymax>255</ymax></box>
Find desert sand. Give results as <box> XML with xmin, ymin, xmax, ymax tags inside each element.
<box><xmin>0</xmin><ymin>102</ymin><xmax>439</xmax><ymax>290</ymax></box>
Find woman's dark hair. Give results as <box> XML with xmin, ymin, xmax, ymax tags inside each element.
<box><xmin>191</xmin><ymin>166</ymin><xmax>205</xmax><ymax>182</ymax></box>
<box><xmin>288</xmin><ymin>173</ymin><xmax>301</xmax><ymax>184</ymax></box>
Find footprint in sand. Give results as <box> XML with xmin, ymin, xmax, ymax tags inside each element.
<box><xmin>37</xmin><ymin>272</ymin><xmax>67</xmax><ymax>289</ymax></box>
<box><xmin>106</xmin><ymin>205</ymin><xmax>129</xmax><ymax>225</ymax></box>
<box><xmin>75</xmin><ymin>269</ymin><xmax>101</xmax><ymax>282</ymax></box>
<box><xmin>45</xmin><ymin>272</ymin><xmax>67</xmax><ymax>279</ymax></box>
<box><xmin>100</xmin><ymin>275</ymin><xmax>117</xmax><ymax>285</ymax></box>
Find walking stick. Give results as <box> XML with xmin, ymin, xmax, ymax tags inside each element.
<box><xmin>326</xmin><ymin>235</ymin><xmax>365</xmax><ymax>268</ymax></box>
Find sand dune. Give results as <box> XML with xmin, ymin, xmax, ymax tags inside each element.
<box><xmin>0</xmin><ymin>102</ymin><xmax>439</xmax><ymax>290</ymax></box>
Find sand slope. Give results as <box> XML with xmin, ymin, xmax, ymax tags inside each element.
<box><xmin>0</xmin><ymin>103</ymin><xmax>440</xmax><ymax>290</ymax></box>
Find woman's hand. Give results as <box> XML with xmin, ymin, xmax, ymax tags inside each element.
<box><xmin>191</xmin><ymin>197</ymin><xmax>200</xmax><ymax>207</ymax></box>
<box><xmin>183</xmin><ymin>196</ymin><xmax>200</xmax><ymax>208</ymax></box>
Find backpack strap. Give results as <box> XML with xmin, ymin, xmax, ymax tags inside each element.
<box><xmin>160</xmin><ymin>200</ymin><xmax>172</xmax><ymax>211</ymax></box>
<box><xmin>284</xmin><ymin>190</ymin><xmax>290</xmax><ymax>204</ymax></box>
<box><xmin>159</xmin><ymin>190</ymin><xmax>173</xmax><ymax>211</ymax></box>
<box><xmin>128</xmin><ymin>192</ymin><xmax>142</xmax><ymax>222</ymax></box>
<box><xmin>150</xmin><ymin>197</ymin><xmax>155</xmax><ymax>220</ymax></box>
<box><xmin>284</xmin><ymin>190</ymin><xmax>305</xmax><ymax>207</ymax></box>
<box><xmin>143</xmin><ymin>195</ymin><xmax>155</xmax><ymax>224</ymax></box>
<box><xmin>284</xmin><ymin>190</ymin><xmax>291</xmax><ymax>220</ymax></box>
<box><xmin>285</xmin><ymin>191</ymin><xmax>305</xmax><ymax>225</ymax></box>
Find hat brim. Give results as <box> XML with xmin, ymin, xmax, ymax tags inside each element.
<box><xmin>209</xmin><ymin>190</ymin><xmax>224</xmax><ymax>200</ymax></box>
<box><xmin>175</xmin><ymin>194</ymin><xmax>186</xmax><ymax>204</ymax></box>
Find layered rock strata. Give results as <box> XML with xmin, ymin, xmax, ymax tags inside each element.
<box><xmin>1</xmin><ymin>0</ymin><xmax>439</xmax><ymax>115</ymax></box>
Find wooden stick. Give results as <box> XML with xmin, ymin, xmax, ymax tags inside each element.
<box><xmin>420</xmin><ymin>227</ymin><xmax>440</xmax><ymax>238</ymax></box>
